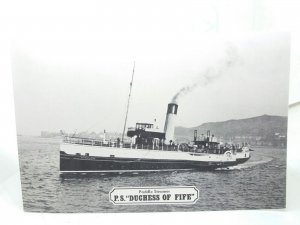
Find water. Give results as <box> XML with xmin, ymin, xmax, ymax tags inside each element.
<box><xmin>17</xmin><ymin>136</ymin><xmax>286</xmax><ymax>213</ymax></box>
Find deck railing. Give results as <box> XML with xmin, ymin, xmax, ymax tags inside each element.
<box><xmin>63</xmin><ymin>136</ymin><xmax>233</xmax><ymax>154</ymax></box>
<box><xmin>63</xmin><ymin>136</ymin><xmax>180</xmax><ymax>151</ymax></box>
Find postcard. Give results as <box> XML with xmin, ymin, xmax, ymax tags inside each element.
<box><xmin>12</xmin><ymin>32</ymin><xmax>289</xmax><ymax>212</ymax></box>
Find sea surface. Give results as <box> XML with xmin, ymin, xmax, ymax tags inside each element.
<box><xmin>17</xmin><ymin>136</ymin><xmax>286</xmax><ymax>213</ymax></box>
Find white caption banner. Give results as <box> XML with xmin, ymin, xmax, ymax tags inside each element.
<box><xmin>109</xmin><ymin>186</ymin><xmax>199</xmax><ymax>205</ymax></box>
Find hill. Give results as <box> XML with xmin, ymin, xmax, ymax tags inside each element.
<box><xmin>175</xmin><ymin>115</ymin><xmax>287</xmax><ymax>146</ymax></box>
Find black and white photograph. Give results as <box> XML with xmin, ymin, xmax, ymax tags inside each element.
<box><xmin>11</xmin><ymin>32</ymin><xmax>289</xmax><ymax>212</ymax></box>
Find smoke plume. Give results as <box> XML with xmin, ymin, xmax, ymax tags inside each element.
<box><xmin>171</xmin><ymin>43</ymin><xmax>241</xmax><ymax>103</ymax></box>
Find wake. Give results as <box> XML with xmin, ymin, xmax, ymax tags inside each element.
<box><xmin>216</xmin><ymin>157</ymin><xmax>273</xmax><ymax>171</ymax></box>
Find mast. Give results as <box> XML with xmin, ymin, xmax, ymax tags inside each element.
<box><xmin>121</xmin><ymin>61</ymin><xmax>135</xmax><ymax>143</ymax></box>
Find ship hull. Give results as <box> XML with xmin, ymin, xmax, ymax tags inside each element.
<box><xmin>59</xmin><ymin>143</ymin><xmax>252</xmax><ymax>173</ymax></box>
<box><xmin>235</xmin><ymin>151</ymin><xmax>251</xmax><ymax>165</ymax></box>
<box><xmin>60</xmin><ymin>151</ymin><xmax>236</xmax><ymax>173</ymax></box>
<box><xmin>235</xmin><ymin>157</ymin><xmax>251</xmax><ymax>164</ymax></box>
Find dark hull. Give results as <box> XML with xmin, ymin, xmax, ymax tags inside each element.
<box><xmin>236</xmin><ymin>156</ymin><xmax>251</xmax><ymax>164</ymax></box>
<box><xmin>60</xmin><ymin>151</ymin><xmax>238</xmax><ymax>173</ymax></box>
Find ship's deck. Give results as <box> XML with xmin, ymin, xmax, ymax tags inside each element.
<box><xmin>64</xmin><ymin>136</ymin><xmax>180</xmax><ymax>151</ymax></box>
<box><xmin>62</xmin><ymin>136</ymin><xmax>233</xmax><ymax>154</ymax></box>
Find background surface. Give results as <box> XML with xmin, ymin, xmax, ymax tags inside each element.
<box><xmin>0</xmin><ymin>0</ymin><xmax>300</xmax><ymax>224</ymax></box>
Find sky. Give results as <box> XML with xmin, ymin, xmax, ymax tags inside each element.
<box><xmin>11</xmin><ymin>32</ymin><xmax>290</xmax><ymax>136</ymax></box>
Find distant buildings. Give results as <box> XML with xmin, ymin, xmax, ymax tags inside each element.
<box><xmin>40</xmin><ymin>131</ymin><xmax>61</xmax><ymax>138</ymax></box>
<box><xmin>230</xmin><ymin>133</ymin><xmax>287</xmax><ymax>147</ymax></box>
